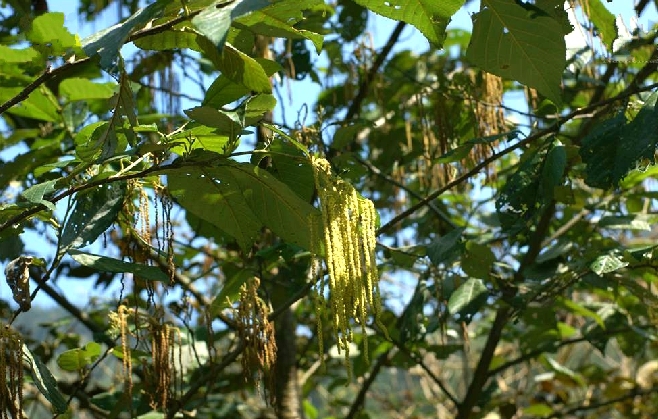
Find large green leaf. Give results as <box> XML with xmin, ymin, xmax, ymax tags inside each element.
<box><xmin>0</xmin><ymin>45</ymin><xmax>39</xmax><ymax>63</ymax></box>
<box><xmin>168</xmin><ymin>165</ymin><xmax>262</xmax><ymax>249</ymax></box>
<box><xmin>82</xmin><ymin>0</ymin><xmax>168</xmax><ymax>68</ymax></box>
<box><xmin>132</xmin><ymin>28</ymin><xmax>202</xmax><ymax>51</ymax></box>
<box><xmin>69</xmin><ymin>250</ymin><xmax>170</xmax><ymax>282</ymax></box>
<box><xmin>60</xmin><ymin>182</ymin><xmax>127</xmax><ymax>254</ymax></box>
<box><xmin>461</xmin><ymin>241</ymin><xmax>495</xmax><ymax>279</ymax></box>
<box><xmin>496</xmin><ymin>150</ymin><xmax>544</xmax><ymax>234</ymax></box>
<box><xmin>581</xmin><ymin>92</ymin><xmax>658</xmax><ymax>189</ymax></box>
<box><xmin>191</xmin><ymin>0</ymin><xmax>271</xmax><ymax>52</ymax></box>
<box><xmin>352</xmin><ymin>0</ymin><xmax>464</xmax><ymax>46</ymax></box>
<box><xmin>28</xmin><ymin>12</ymin><xmax>79</xmax><ymax>57</ymax></box>
<box><xmin>224</xmin><ymin>161</ymin><xmax>321</xmax><ymax>248</ymax></box>
<box><xmin>235</xmin><ymin>0</ymin><xmax>325</xmax><ymax>52</ymax></box>
<box><xmin>581</xmin><ymin>0</ymin><xmax>616</xmax><ymax>51</ymax></box>
<box><xmin>540</xmin><ymin>143</ymin><xmax>566</xmax><ymax>200</ymax></box>
<box><xmin>168</xmin><ymin>162</ymin><xmax>321</xmax><ymax>250</ymax></box>
<box><xmin>0</xmin><ymin>87</ymin><xmax>60</xmax><ymax>122</ymax></box>
<box><xmin>447</xmin><ymin>277</ymin><xmax>489</xmax><ymax>320</ymax></box>
<box><xmin>466</xmin><ymin>0</ymin><xmax>569</xmax><ymax>105</ymax></box>
<box><xmin>60</xmin><ymin>78</ymin><xmax>116</xmax><ymax>102</ymax></box>
<box><xmin>23</xmin><ymin>343</ymin><xmax>68</xmax><ymax>413</ymax></box>
<box><xmin>426</xmin><ymin>228</ymin><xmax>464</xmax><ymax>266</ymax></box>
<box><xmin>197</xmin><ymin>39</ymin><xmax>272</xmax><ymax>93</ymax></box>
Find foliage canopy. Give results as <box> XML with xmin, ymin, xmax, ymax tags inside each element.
<box><xmin>2</xmin><ymin>0</ymin><xmax>658</xmax><ymax>418</ymax></box>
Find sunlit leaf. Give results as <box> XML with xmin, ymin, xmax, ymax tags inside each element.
<box><xmin>82</xmin><ymin>1</ymin><xmax>168</xmax><ymax>68</ymax></box>
<box><xmin>191</xmin><ymin>0</ymin><xmax>270</xmax><ymax>52</ymax></box>
<box><xmin>352</xmin><ymin>0</ymin><xmax>464</xmax><ymax>46</ymax></box>
<box><xmin>23</xmin><ymin>344</ymin><xmax>68</xmax><ymax>413</ymax></box>
<box><xmin>448</xmin><ymin>277</ymin><xmax>489</xmax><ymax>318</ymax></box>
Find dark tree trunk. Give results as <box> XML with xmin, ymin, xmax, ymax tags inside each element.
<box><xmin>273</xmin><ymin>305</ymin><xmax>304</xmax><ymax>419</ymax></box>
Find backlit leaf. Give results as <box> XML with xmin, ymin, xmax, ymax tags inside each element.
<box><xmin>352</xmin><ymin>0</ymin><xmax>464</xmax><ymax>46</ymax></box>
<box><xmin>69</xmin><ymin>249</ymin><xmax>170</xmax><ymax>282</ymax></box>
<box><xmin>466</xmin><ymin>0</ymin><xmax>569</xmax><ymax>105</ymax></box>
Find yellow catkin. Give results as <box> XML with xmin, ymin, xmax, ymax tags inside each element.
<box><xmin>310</xmin><ymin>156</ymin><xmax>387</xmax><ymax>374</ymax></box>
<box><xmin>116</xmin><ymin>305</ymin><xmax>133</xmax><ymax>400</ymax></box>
<box><xmin>0</xmin><ymin>326</ymin><xmax>23</xmax><ymax>419</ymax></box>
<box><xmin>236</xmin><ymin>278</ymin><xmax>277</xmax><ymax>397</ymax></box>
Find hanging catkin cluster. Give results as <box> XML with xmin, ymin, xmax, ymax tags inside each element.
<box><xmin>310</xmin><ymin>156</ymin><xmax>386</xmax><ymax>372</ymax></box>
<box><xmin>108</xmin><ymin>305</ymin><xmax>181</xmax><ymax>412</ymax></box>
<box><xmin>0</xmin><ymin>326</ymin><xmax>24</xmax><ymax>419</ymax></box>
<box><xmin>235</xmin><ymin>277</ymin><xmax>276</xmax><ymax>393</ymax></box>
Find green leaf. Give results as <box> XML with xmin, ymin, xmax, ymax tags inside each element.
<box><xmin>69</xmin><ymin>249</ymin><xmax>170</xmax><ymax>282</ymax></box>
<box><xmin>168</xmin><ymin>162</ymin><xmax>322</xmax><ymax>250</ymax></box>
<box><xmin>235</xmin><ymin>0</ymin><xmax>325</xmax><ymax>53</ymax></box>
<box><xmin>540</xmin><ymin>143</ymin><xmax>566</xmax><ymax>200</ymax></box>
<box><xmin>352</xmin><ymin>0</ymin><xmax>464</xmax><ymax>46</ymax></box>
<box><xmin>461</xmin><ymin>241</ymin><xmax>495</xmax><ymax>279</ymax></box>
<box><xmin>0</xmin><ymin>87</ymin><xmax>60</xmax><ymax>122</ymax></box>
<box><xmin>197</xmin><ymin>39</ymin><xmax>272</xmax><ymax>93</ymax></box>
<box><xmin>266</xmin><ymin>139</ymin><xmax>315</xmax><ymax>202</ymax></box>
<box><xmin>57</xmin><ymin>342</ymin><xmax>102</xmax><ymax>371</ymax></box>
<box><xmin>28</xmin><ymin>12</ymin><xmax>79</xmax><ymax>56</ymax></box>
<box><xmin>21</xmin><ymin>180</ymin><xmax>57</xmax><ymax>211</ymax></box>
<box><xmin>60</xmin><ymin>182</ymin><xmax>127</xmax><ymax>254</ymax></box>
<box><xmin>60</xmin><ymin>78</ymin><xmax>116</xmax><ymax>102</ymax></box>
<box><xmin>466</xmin><ymin>0</ymin><xmax>569</xmax><ymax>105</ymax></box>
<box><xmin>74</xmin><ymin>121</ymin><xmax>108</xmax><ymax>161</ymax></box>
<box><xmin>447</xmin><ymin>277</ymin><xmax>489</xmax><ymax>319</ymax></box>
<box><xmin>136</xmin><ymin>412</ymin><xmax>166</xmax><ymax>419</ymax></box>
<box><xmin>168</xmin><ymin>125</ymin><xmax>232</xmax><ymax>155</ymax></box>
<box><xmin>496</xmin><ymin>150</ymin><xmax>544</xmax><ymax>235</ymax></box>
<box><xmin>82</xmin><ymin>1</ymin><xmax>168</xmax><ymax>69</ymax></box>
<box><xmin>581</xmin><ymin>92</ymin><xmax>658</xmax><ymax>189</ymax></box>
<box><xmin>168</xmin><ymin>166</ymin><xmax>262</xmax><ymax>249</ymax></box>
<box><xmin>191</xmin><ymin>0</ymin><xmax>271</xmax><ymax>52</ymax></box>
<box><xmin>23</xmin><ymin>343</ymin><xmax>68</xmax><ymax>413</ymax></box>
<box><xmin>133</xmin><ymin>28</ymin><xmax>202</xmax><ymax>51</ymax></box>
<box><xmin>0</xmin><ymin>45</ymin><xmax>39</xmax><ymax>63</ymax></box>
<box><xmin>426</xmin><ymin>228</ymin><xmax>464</xmax><ymax>265</ymax></box>
<box><xmin>581</xmin><ymin>0</ymin><xmax>616</xmax><ymax>51</ymax></box>
<box><xmin>598</xmin><ymin>215</ymin><xmax>652</xmax><ymax>231</ymax></box>
<box><xmin>184</xmin><ymin>106</ymin><xmax>243</xmax><ymax>134</ymax></box>
<box><xmin>222</xmin><ymin>162</ymin><xmax>322</xmax><ymax>249</ymax></box>
<box><xmin>203</xmin><ymin>75</ymin><xmax>252</xmax><ymax>108</ymax></box>
<box><xmin>591</xmin><ymin>252</ymin><xmax>628</xmax><ymax>275</ymax></box>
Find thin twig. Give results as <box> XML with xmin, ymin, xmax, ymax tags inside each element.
<box><xmin>377</xmin><ymin>81</ymin><xmax>658</xmax><ymax>236</ymax></box>
<box><xmin>0</xmin><ymin>7</ymin><xmax>203</xmax><ymax>116</ymax></box>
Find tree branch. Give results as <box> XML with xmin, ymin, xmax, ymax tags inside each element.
<box><xmin>0</xmin><ymin>8</ymin><xmax>202</xmax><ymax>116</ymax></box>
<box><xmin>377</xmin><ymin>81</ymin><xmax>658</xmax><ymax>236</ymax></box>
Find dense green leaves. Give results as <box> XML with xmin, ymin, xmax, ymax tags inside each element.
<box><xmin>466</xmin><ymin>0</ymin><xmax>569</xmax><ymax>104</ymax></box>
<box><xmin>191</xmin><ymin>0</ymin><xmax>271</xmax><ymax>52</ymax></box>
<box><xmin>2</xmin><ymin>0</ymin><xmax>658</xmax><ymax>418</ymax></box>
<box><xmin>581</xmin><ymin>91</ymin><xmax>658</xmax><ymax>189</ymax></box>
<box><xmin>353</xmin><ymin>0</ymin><xmax>464</xmax><ymax>46</ymax></box>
